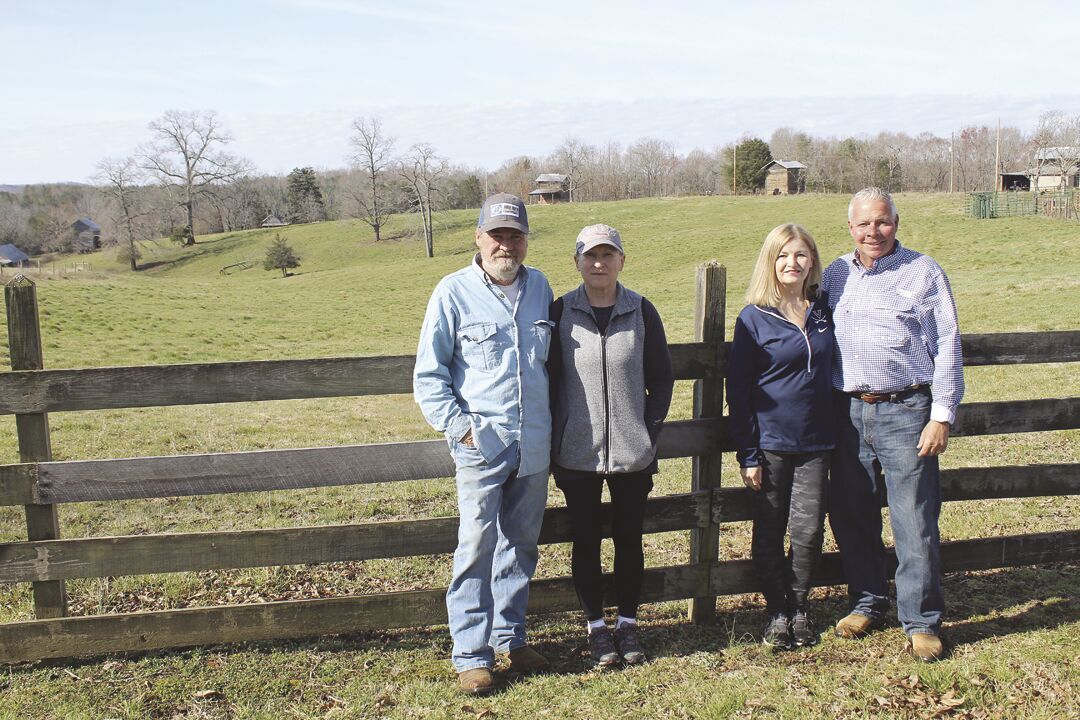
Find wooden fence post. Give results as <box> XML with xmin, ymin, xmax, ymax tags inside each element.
<box><xmin>687</xmin><ymin>262</ymin><xmax>726</xmax><ymax>624</ymax></box>
<box><xmin>5</xmin><ymin>275</ymin><xmax>68</xmax><ymax>617</ymax></box>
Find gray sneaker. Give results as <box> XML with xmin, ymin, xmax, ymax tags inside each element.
<box><xmin>762</xmin><ymin>614</ymin><xmax>793</xmax><ymax>651</ymax></box>
<box><xmin>613</xmin><ymin>624</ymin><xmax>646</xmax><ymax>665</ymax></box>
<box><xmin>588</xmin><ymin>627</ymin><xmax>620</xmax><ymax>666</ymax></box>
<box><xmin>791</xmin><ymin>611</ymin><xmax>819</xmax><ymax>647</ymax></box>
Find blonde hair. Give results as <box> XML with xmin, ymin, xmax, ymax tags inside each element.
<box><xmin>745</xmin><ymin>224</ymin><xmax>822</xmax><ymax>307</ymax></box>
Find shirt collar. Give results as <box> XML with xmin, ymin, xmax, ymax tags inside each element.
<box><xmin>852</xmin><ymin>240</ymin><xmax>905</xmax><ymax>272</ymax></box>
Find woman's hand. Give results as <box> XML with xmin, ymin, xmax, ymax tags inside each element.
<box><xmin>740</xmin><ymin>466</ymin><xmax>763</xmax><ymax>491</ymax></box>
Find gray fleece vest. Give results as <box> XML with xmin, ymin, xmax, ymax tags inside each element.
<box><xmin>552</xmin><ymin>284</ymin><xmax>654</xmax><ymax>473</ymax></box>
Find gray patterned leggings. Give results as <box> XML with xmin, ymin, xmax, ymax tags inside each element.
<box><xmin>751</xmin><ymin>450</ymin><xmax>830</xmax><ymax>616</ymax></box>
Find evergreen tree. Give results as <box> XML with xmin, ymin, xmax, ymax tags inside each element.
<box><xmin>286</xmin><ymin>167</ymin><xmax>325</xmax><ymax>224</ymax></box>
<box><xmin>723</xmin><ymin>138</ymin><xmax>773</xmax><ymax>194</ymax></box>
<box><xmin>263</xmin><ymin>234</ymin><xmax>301</xmax><ymax>277</ymax></box>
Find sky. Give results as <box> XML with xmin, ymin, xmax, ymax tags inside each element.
<box><xmin>2</xmin><ymin>0</ymin><xmax>1079</xmax><ymax>184</ymax></box>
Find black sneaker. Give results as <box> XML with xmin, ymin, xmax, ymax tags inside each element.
<box><xmin>588</xmin><ymin>626</ymin><xmax>620</xmax><ymax>667</ymax></box>
<box><xmin>791</xmin><ymin>611</ymin><xmax>819</xmax><ymax>647</ymax></box>
<box><xmin>762</xmin><ymin>614</ymin><xmax>793</xmax><ymax>651</ymax></box>
<box><xmin>613</xmin><ymin>624</ymin><xmax>646</xmax><ymax>665</ymax></box>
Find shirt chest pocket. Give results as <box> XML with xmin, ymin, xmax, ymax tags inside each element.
<box><xmin>458</xmin><ymin>321</ymin><xmax>504</xmax><ymax>371</ymax></box>
<box><xmin>531</xmin><ymin>319</ymin><xmax>555</xmax><ymax>364</ymax></box>
<box><xmin>869</xmin><ymin>295</ymin><xmax>917</xmax><ymax>349</ymax></box>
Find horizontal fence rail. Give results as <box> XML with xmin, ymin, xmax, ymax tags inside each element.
<box><xmin>1</xmin><ymin>398</ymin><xmax>1076</xmax><ymax>507</ymax></box>
<box><xmin>2</xmin><ymin>530</ymin><xmax>1077</xmax><ymax>664</ymax></box>
<box><xmin>1</xmin><ymin>332</ymin><xmax>1077</xmax><ymax>416</ymax></box>
<box><xmin>0</xmin><ymin>464</ymin><xmax>1075</xmax><ymax>585</ymax></box>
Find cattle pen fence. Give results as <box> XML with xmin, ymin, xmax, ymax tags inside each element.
<box><xmin>1</xmin><ymin>267</ymin><xmax>1079</xmax><ymax>664</ymax></box>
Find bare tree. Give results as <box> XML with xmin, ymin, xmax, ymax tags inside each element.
<box><xmin>398</xmin><ymin>143</ymin><xmax>448</xmax><ymax>258</ymax></box>
<box><xmin>552</xmin><ymin>138</ymin><xmax>596</xmax><ymax>202</ymax></box>
<box><xmin>349</xmin><ymin>116</ymin><xmax>396</xmax><ymax>241</ymax></box>
<box><xmin>140</xmin><ymin>110</ymin><xmax>250</xmax><ymax>245</ymax></box>
<box><xmin>629</xmin><ymin>138</ymin><xmax>677</xmax><ymax>197</ymax></box>
<box><xmin>96</xmin><ymin>157</ymin><xmax>152</xmax><ymax>270</ymax></box>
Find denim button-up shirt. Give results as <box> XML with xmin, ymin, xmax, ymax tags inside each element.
<box><xmin>414</xmin><ymin>254</ymin><xmax>554</xmax><ymax>476</ymax></box>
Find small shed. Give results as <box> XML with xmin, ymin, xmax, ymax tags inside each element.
<box><xmin>261</xmin><ymin>214</ymin><xmax>288</xmax><ymax>228</ymax></box>
<box><xmin>763</xmin><ymin>160</ymin><xmax>806</xmax><ymax>195</ymax></box>
<box><xmin>528</xmin><ymin>173</ymin><xmax>570</xmax><ymax>204</ymax></box>
<box><xmin>0</xmin><ymin>244</ymin><xmax>31</xmax><ymax>273</ymax></box>
<box><xmin>71</xmin><ymin>218</ymin><xmax>101</xmax><ymax>252</ymax></box>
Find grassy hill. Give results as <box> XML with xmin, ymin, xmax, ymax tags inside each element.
<box><xmin>0</xmin><ymin>194</ymin><xmax>1077</xmax><ymax>718</ymax></box>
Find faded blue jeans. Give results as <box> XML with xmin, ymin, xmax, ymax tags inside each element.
<box><xmin>829</xmin><ymin>387</ymin><xmax>944</xmax><ymax>637</ymax></box>
<box><xmin>447</xmin><ymin>440</ymin><xmax>548</xmax><ymax>672</ymax></box>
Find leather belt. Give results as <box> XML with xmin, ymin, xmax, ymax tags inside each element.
<box><xmin>850</xmin><ymin>385</ymin><xmax>927</xmax><ymax>404</ymax></box>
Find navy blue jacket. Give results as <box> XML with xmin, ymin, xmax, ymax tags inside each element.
<box><xmin>727</xmin><ymin>298</ymin><xmax>836</xmax><ymax>467</ymax></box>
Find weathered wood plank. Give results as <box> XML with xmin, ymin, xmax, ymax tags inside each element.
<box><xmin>0</xmin><ymin>563</ymin><xmax>709</xmax><ymax>663</ymax></box>
<box><xmin>951</xmin><ymin>398</ymin><xmax>1080</xmax><ymax>436</ymax></box>
<box><xmin>4</xmin><ymin>461</ymin><xmax>1074</xmax><ymax>584</ymax></box>
<box><xmin>713</xmin><ymin>463</ymin><xmax>1080</xmax><ymax>523</ymax></box>
<box><xmin>2</xmin><ymin>531</ymin><xmax>1075</xmax><ymax>664</ymax></box>
<box><xmin>0</xmin><ymin>344</ymin><xmax>716</xmax><ymax>416</ymax></box>
<box><xmin>0</xmin><ymin>492</ymin><xmax>710</xmax><ymax>583</ymax></box>
<box><xmin>962</xmin><ymin>330</ymin><xmax>1080</xmax><ymax>366</ymax></box>
<box><xmin>6</xmin><ymin>276</ymin><xmax>67</xmax><ymax>618</ymax></box>
<box><xmin>689</xmin><ymin>262</ymin><xmax>726</xmax><ymax>624</ymax></box>
<box><xmin>710</xmin><ymin>530</ymin><xmax>1080</xmax><ymax>594</ymax></box>
<box><xmin>1</xmin><ymin>330</ymin><xmax>1071</xmax><ymax>417</ymax></box>
<box><xmin>0</xmin><ymin>419</ymin><xmax>719</xmax><ymax>506</ymax></box>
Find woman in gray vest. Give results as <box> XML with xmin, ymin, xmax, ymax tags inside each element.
<box><xmin>548</xmin><ymin>224</ymin><xmax>674</xmax><ymax>667</ymax></box>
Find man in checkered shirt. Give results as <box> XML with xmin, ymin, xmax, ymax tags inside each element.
<box><xmin>821</xmin><ymin>187</ymin><xmax>963</xmax><ymax>663</ymax></box>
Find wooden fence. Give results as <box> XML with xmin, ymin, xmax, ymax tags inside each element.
<box><xmin>1</xmin><ymin>269</ymin><xmax>1079</xmax><ymax>664</ymax></box>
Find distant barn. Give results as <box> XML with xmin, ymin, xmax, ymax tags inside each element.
<box><xmin>260</xmin><ymin>214</ymin><xmax>288</xmax><ymax>228</ymax></box>
<box><xmin>763</xmin><ymin>160</ymin><xmax>806</xmax><ymax>195</ymax></box>
<box><xmin>0</xmin><ymin>244</ymin><xmax>31</xmax><ymax>274</ymax></box>
<box><xmin>71</xmin><ymin>218</ymin><xmax>101</xmax><ymax>252</ymax></box>
<box><xmin>528</xmin><ymin>174</ymin><xmax>569</xmax><ymax>204</ymax></box>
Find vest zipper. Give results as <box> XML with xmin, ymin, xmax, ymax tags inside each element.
<box><xmin>601</xmin><ymin>330</ymin><xmax>610</xmax><ymax>474</ymax></box>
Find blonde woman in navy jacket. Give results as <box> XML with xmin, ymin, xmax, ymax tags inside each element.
<box><xmin>727</xmin><ymin>224</ymin><xmax>835</xmax><ymax>651</ymax></box>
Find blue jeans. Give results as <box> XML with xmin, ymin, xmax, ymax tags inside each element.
<box><xmin>829</xmin><ymin>388</ymin><xmax>943</xmax><ymax>636</ymax></box>
<box><xmin>447</xmin><ymin>441</ymin><xmax>548</xmax><ymax>672</ymax></box>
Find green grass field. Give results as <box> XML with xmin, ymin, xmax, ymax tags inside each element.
<box><xmin>0</xmin><ymin>193</ymin><xmax>1077</xmax><ymax>718</ymax></box>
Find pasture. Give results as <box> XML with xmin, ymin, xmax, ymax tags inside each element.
<box><xmin>0</xmin><ymin>193</ymin><xmax>1077</xmax><ymax>719</ymax></box>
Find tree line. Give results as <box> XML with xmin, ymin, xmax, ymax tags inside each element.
<box><xmin>1</xmin><ymin>109</ymin><xmax>1077</xmax><ymax>269</ymax></box>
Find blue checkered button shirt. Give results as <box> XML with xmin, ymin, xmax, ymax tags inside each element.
<box><xmin>822</xmin><ymin>242</ymin><xmax>964</xmax><ymax>424</ymax></box>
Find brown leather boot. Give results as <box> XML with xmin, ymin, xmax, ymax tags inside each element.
<box><xmin>457</xmin><ymin>667</ymin><xmax>495</xmax><ymax>695</ymax></box>
<box><xmin>908</xmin><ymin>633</ymin><xmax>946</xmax><ymax>662</ymax></box>
<box><xmin>506</xmin><ymin>645</ymin><xmax>550</xmax><ymax>673</ymax></box>
<box><xmin>834</xmin><ymin>613</ymin><xmax>882</xmax><ymax>638</ymax></box>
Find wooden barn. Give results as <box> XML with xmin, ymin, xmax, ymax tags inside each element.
<box><xmin>763</xmin><ymin>160</ymin><xmax>806</xmax><ymax>195</ymax></box>
<box><xmin>0</xmin><ymin>243</ymin><xmax>31</xmax><ymax>274</ymax></box>
<box><xmin>70</xmin><ymin>218</ymin><xmax>101</xmax><ymax>252</ymax></box>
<box><xmin>528</xmin><ymin>173</ymin><xmax>570</xmax><ymax>204</ymax></box>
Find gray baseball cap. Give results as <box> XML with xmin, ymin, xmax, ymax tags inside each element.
<box><xmin>477</xmin><ymin>193</ymin><xmax>529</xmax><ymax>233</ymax></box>
<box><xmin>575</xmin><ymin>224</ymin><xmax>624</xmax><ymax>254</ymax></box>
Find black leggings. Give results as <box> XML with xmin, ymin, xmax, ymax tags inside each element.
<box><xmin>750</xmin><ymin>450</ymin><xmax>829</xmax><ymax>615</ymax></box>
<box><xmin>554</xmin><ymin>468</ymin><xmax>654</xmax><ymax>621</ymax></box>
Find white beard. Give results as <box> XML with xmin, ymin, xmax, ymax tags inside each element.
<box><xmin>484</xmin><ymin>257</ymin><xmax>521</xmax><ymax>283</ymax></box>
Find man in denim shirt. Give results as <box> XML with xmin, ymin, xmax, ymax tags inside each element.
<box><xmin>414</xmin><ymin>193</ymin><xmax>554</xmax><ymax>695</ymax></box>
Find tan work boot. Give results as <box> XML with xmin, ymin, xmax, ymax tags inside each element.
<box><xmin>457</xmin><ymin>667</ymin><xmax>495</xmax><ymax>695</ymax></box>
<box><xmin>834</xmin><ymin>613</ymin><xmax>881</xmax><ymax>639</ymax></box>
<box><xmin>908</xmin><ymin>633</ymin><xmax>946</xmax><ymax>662</ymax></box>
<box><xmin>506</xmin><ymin>645</ymin><xmax>550</xmax><ymax>673</ymax></box>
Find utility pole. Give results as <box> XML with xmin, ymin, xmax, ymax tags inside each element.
<box><xmin>994</xmin><ymin>118</ymin><xmax>1002</xmax><ymax>192</ymax></box>
<box><xmin>732</xmin><ymin>145</ymin><xmax>737</xmax><ymax>195</ymax></box>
